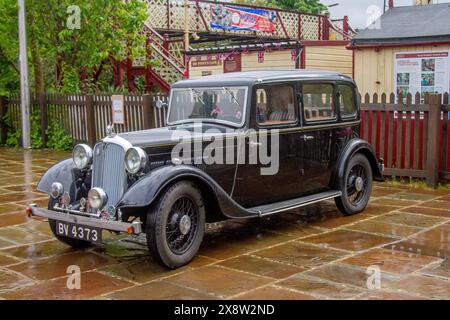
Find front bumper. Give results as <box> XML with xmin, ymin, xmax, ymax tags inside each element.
<box><xmin>28</xmin><ymin>206</ymin><xmax>142</xmax><ymax>235</ymax></box>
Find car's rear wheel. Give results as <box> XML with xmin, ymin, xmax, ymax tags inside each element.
<box><xmin>146</xmin><ymin>181</ymin><xmax>205</xmax><ymax>269</ymax></box>
<box><xmin>335</xmin><ymin>154</ymin><xmax>373</xmax><ymax>216</ymax></box>
<box><xmin>47</xmin><ymin>198</ymin><xmax>92</xmax><ymax>249</ymax></box>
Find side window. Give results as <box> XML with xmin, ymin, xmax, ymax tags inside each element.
<box><xmin>338</xmin><ymin>84</ymin><xmax>357</xmax><ymax>118</ymax></box>
<box><xmin>256</xmin><ymin>84</ymin><xmax>297</xmax><ymax>126</ymax></box>
<box><xmin>303</xmin><ymin>84</ymin><xmax>336</xmax><ymax>122</ymax></box>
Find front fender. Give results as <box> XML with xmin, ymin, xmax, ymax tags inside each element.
<box><xmin>117</xmin><ymin>165</ymin><xmax>256</xmax><ymax>219</ymax></box>
<box><xmin>332</xmin><ymin>139</ymin><xmax>384</xmax><ymax>189</ymax></box>
<box><xmin>36</xmin><ymin>159</ymin><xmax>78</xmax><ymax>198</ymax></box>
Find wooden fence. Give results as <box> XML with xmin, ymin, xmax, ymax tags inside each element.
<box><xmin>0</xmin><ymin>93</ymin><xmax>169</xmax><ymax>146</ymax></box>
<box><xmin>360</xmin><ymin>92</ymin><xmax>449</xmax><ymax>187</ymax></box>
<box><xmin>1</xmin><ymin>92</ymin><xmax>449</xmax><ymax>187</ymax></box>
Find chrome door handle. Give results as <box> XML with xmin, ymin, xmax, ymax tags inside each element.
<box><xmin>302</xmin><ymin>135</ymin><xmax>314</xmax><ymax>141</ymax></box>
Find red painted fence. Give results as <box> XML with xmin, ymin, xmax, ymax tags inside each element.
<box><xmin>360</xmin><ymin>92</ymin><xmax>450</xmax><ymax>187</ymax></box>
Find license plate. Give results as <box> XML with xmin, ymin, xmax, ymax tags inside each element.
<box><xmin>55</xmin><ymin>221</ymin><xmax>102</xmax><ymax>244</ymax></box>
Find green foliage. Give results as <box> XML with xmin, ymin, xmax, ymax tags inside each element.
<box><xmin>2</xmin><ymin>106</ymin><xmax>72</xmax><ymax>150</ymax></box>
<box><xmin>0</xmin><ymin>0</ymin><xmax>148</xmax><ymax>94</ymax></box>
<box><xmin>30</xmin><ymin>108</ymin><xmax>43</xmax><ymax>149</ymax></box>
<box><xmin>236</xmin><ymin>0</ymin><xmax>327</xmax><ymax>14</ymax></box>
<box><xmin>46</xmin><ymin>121</ymin><xmax>73</xmax><ymax>151</ymax></box>
<box><xmin>3</xmin><ymin>107</ymin><xmax>43</xmax><ymax>148</ymax></box>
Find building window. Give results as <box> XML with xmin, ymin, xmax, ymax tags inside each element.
<box><xmin>256</xmin><ymin>84</ymin><xmax>297</xmax><ymax>126</ymax></box>
<box><xmin>338</xmin><ymin>84</ymin><xmax>357</xmax><ymax>118</ymax></box>
<box><xmin>303</xmin><ymin>84</ymin><xmax>336</xmax><ymax>122</ymax></box>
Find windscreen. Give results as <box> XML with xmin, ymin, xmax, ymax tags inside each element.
<box><xmin>168</xmin><ymin>87</ymin><xmax>247</xmax><ymax>126</ymax></box>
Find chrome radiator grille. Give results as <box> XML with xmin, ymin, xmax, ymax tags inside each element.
<box><xmin>92</xmin><ymin>142</ymin><xmax>127</xmax><ymax>207</ymax></box>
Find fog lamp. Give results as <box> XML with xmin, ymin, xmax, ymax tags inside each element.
<box><xmin>50</xmin><ymin>182</ymin><xmax>64</xmax><ymax>199</ymax></box>
<box><xmin>88</xmin><ymin>188</ymin><xmax>108</xmax><ymax>210</ymax></box>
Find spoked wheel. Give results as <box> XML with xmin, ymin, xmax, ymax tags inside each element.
<box><xmin>335</xmin><ymin>154</ymin><xmax>373</xmax><ymax>216</ymax></box>
<box><xmin>166</xmin><ymin>197</ymin><xmax>199</xmax><ymax>255</ymax></box>
<box><xmin>146</xmin><ymin>181</ymin><xmax>205</xmax><ymax>269</ymax></box>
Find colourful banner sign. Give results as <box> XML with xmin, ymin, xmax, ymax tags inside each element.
<box><xmin>210</xmin><ymin>4</ymin><xmax>276</xmax><ymax>33</ymax></box>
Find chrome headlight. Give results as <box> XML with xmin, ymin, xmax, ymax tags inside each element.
<box><xmin>125</xmin><ymin>147</ymin><xmax>148</xmax><ymax>174</ymax></box>
<box><xmin>88</xmin><ymin>188</ymin><xmax>107</xmax><ymax>209</ymax></box>
<box><xmin>72</xmin><ymin>144</ymin><xmax>93</xmax><ymax>170</ymax></box>
<box><xmin>50</xmin><ymin>182</ymin><xmax>64</xmax><ymax>199</ymax></box>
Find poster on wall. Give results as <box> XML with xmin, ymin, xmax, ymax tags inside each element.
<box><xmin>111</xmin><ymin>95</ymin><xmax>125</xmax><ymax>124</ymax></box>
<box><xmin>210</xmin><ymin>4</ymin><xmax>276</xmax><ymax>33</ymax></box>
<box><xmin>394</xmin><ymin>51</ymin><xmax>449</xmax><ymax>101</ymax></box>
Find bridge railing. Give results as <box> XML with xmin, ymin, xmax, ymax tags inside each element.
<box><xmin>145</xmin><ymin>0</ymin><xmax>349</xmax><ymax>41</ymax></box>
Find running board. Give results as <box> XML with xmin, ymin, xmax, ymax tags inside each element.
<box><xmin>248</xmin><ymin>190</ymin><xmax>342</xmax><ymax>217</ymax></box>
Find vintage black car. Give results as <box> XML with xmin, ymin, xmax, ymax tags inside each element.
<box><xmin>29</xmin><ymin>71</ymin><xmax>384</xmax><ymax>269</ymax></box>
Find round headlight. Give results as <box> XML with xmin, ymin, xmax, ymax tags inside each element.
<box><xmin>50</xmin><ymin>182</ymin><xmax>64</xmax><ymax>199</ymax></box>
<box><xmin>73</xmin><ymin>144</ymin><xmax>93</xmax><ymax>170</ymax></box>
<box><xmin>125</xmin><ymin>147</ymin><xmax>148</xmax><ymax>174</ymax></box>
<box><xmin>88</xmin><ymin>188</ymin><xmax>108</xmax><ymax>210</ymax></box>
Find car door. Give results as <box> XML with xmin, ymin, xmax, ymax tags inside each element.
<box><xmin>299</xmin><ymin>82</ymin><xmax>339</xmax><ymax>195</ymax></box>
<box><xmin>232</xmin><ymin>82</ymin><xmax>304</xmax><ymax>208</ymax></box>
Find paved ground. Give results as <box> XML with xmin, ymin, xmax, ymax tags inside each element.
<box><xmin>0</xmin><ymin>147</ymin><xmax>448</xmax><ymax>300</ymax></box>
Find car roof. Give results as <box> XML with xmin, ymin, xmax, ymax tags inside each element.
<box><xmin>172</xmin><ymin>70</ymin><xmax>355</xmax><ymax>88</ymax></box>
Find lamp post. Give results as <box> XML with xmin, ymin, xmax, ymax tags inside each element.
<box><xmin>18</xmin><ymin>0</ymin><xmax>31</xmax><ymax>149</ymax></box>
<box><xmin>320</xmin><ymin>3</ymin><xmax>339</xmax><ymax>15</ymax></box>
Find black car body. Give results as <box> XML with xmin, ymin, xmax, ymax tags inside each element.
<box><xmin>29</xmin><ymin>70</ymin><xmax>384</xmax><ymax>268</ymax></box>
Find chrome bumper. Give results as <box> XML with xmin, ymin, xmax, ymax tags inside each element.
<box><xmin>28</xmin><ymin>206</ymin><xmax>142</xmax><ymax>235</ymax></box>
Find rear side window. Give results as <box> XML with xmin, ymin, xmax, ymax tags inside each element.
<box><xmin>256</xmin><ymin>84</ymin><xmax>297</xmax><ymax>126</ymax></box>
<box><xmin>338</xmin><ymin>84</ymin><xmax>357</xmax><ymax>118</ymax></box>
<box><xmin>303</xmin><ymin>84</ymin><xmax>336</xmax><ymax>122</ymax></box>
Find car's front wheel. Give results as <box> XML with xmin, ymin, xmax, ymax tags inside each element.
<box><xmin>335</xmin><ymin>154</ymin><xmax>373</xmax><ymax>216</ymax></box>
<box><xmin>47</xmin><ymin>198</ymin><xmax>92</xmax><ymax>249</ymax></box>
<box><xmin>146</xmin><ymin>181</ymin><xmax>205</xmax><ymax>269</ymax></box>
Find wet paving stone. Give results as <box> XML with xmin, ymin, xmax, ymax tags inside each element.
<box><xmin>233</xmin><ymin>285</ymin><xmax>317</xmax><ymax>300</ymax></box>
<box><xmin>0</xmin><ymin>253</ymin><xmax>21</xmax><ymax>267</ymax></box>
<box><xmin>420</xmin><ymin>200</ymin><xmax>450</xmax><ymax>210</ymax></box>
<box><xmin>370</xmin><ymin>198</ymin><xmax>420</xmax><ymax>207</ymax></box>
<box><xmin>164</xmin><ymin>265</ymin><xmax>272</xmax><ymax>298</ymax></box>
<box><xmin>301</xmin><ymin>230</ymin><xmax>394</xmax><ymax>252</ymax></box>
<box><xmin>385</xmin><ymin>223</ymin><xmax>450</xmax><ymax>259</ymax></box>
<box><xmin>0</xmin><ymin>269</ymin><xmax>34</xmax><ymax>292</ymax></box>
<box><xmin>218</xmin><ymin>255</ymin><xmax>303</xmax><ymax>279</ymax></box>
<box><xmin>341</xmin><ymin>248</ymin><xmax>439</xmax><ymax>275</ymax></box>
<box><xmin>359</xmin><ymin>204</ymin><xmax>399</xmax><ymax>216</ymax></box>
<box><xmin>198</xmin><ymin>230</ymin><xmax>294</xmax><ymax>260</ymax></box>
<box><xmin>399</xmin><ymin>206</ymin><xmax>450</xmax><ymax>218</ymax></box>
<box><xmin>304</xmin><ymin>263</ymin><xmax>399</xmax><ymax>290</ymax></box>
<box><xmin>0</xmin><ymin>238</ymin><xmax>16</xmax><ymax>250</ymax></box>
<box><xmin>278</xmin><ymin>274</ymin><xmax>362</xmax><ymax>299</ymax></box>
<box><xmin>0</xmin><ymin>204</ymin><xmax>24</xmax><ymax>215</ymax></box>
<box><xmin>310</xmin><ymin>213</ymin><xmax>374</xmax><ymax>229</ymax></box>
<box><xmin>9</xmin><ymin>251</ymin><xmax>113</xmax><ymax>280</ymax></box>
<box><xmin>98</xmin><ymin>256</ymin><xmax>193</xmax><ymax>284</ymax></box>
<box><xmin>1</xmin><ymin>240</ymin><xmax>74</xmax><ymax>260</ymax></box>
<box><xmin>107</xmin><ymin>281</ymin><xmax>216</xmax><ymax>300</ymax></box>
<box><xmin>253</xmin><ymin>242</ymin><xmax>346</xmax><ymax>269</ymax></box>
<box><xmin>0</xmin><ymin>271</ymin><xmax>133</xmax><ymax>300</ymax></box>
<box><xmin>386</xmin><ymin>275</ymin><xmax>450</xmax><ymax>299</ymax></box>
<box><xmin>0</xmin><ymin>147</ymin><xmax>448</xmax><ymax>299</ymax></box>
<box><xmin>371</xmin><ymin>212</ymin><xmax>447</xmax><ymax>229</ymax></box>
<box><xmin>356</xmin><ymin>290</ymin><xmax>427</xmax><ymax>300</ymax></box>
<box><xmin>0</xmin><ymin>212</ymin><xmax>28</xmax><ymax>228</ymax></box>
<box><xmin>385</xmin><ymin>192</ymin><xmax>437</xmax><ymax>202</ymax></box>
<box><xmin>0</xmin><ymin>226</ymin><xmax>51</xmax><ymax>245</ymax></box>
<box><xmin>420</xmin><ymin>259</ymin><xmax>450</xmax><ymax>279</ymax></box>
<box><xmin>346</xmin><ymin>220</ymin><xmax>423</xmax><ymax>238</ymax></box>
